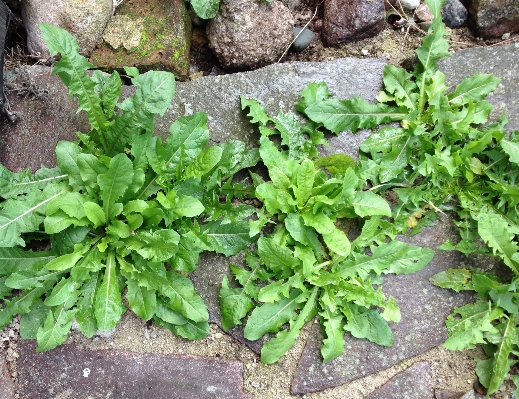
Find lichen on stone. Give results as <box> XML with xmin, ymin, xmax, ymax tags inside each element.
<box><xmin>103</xmin><ymin>14</ymin><xmax>145</xmax><ymax>51</ymax></box>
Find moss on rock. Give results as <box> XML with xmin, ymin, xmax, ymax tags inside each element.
<box><xmin>90</xmin><ymin>0</ymin><xmax>191</xmax><ymax>80</ymax></box>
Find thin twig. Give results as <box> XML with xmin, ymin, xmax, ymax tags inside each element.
<box><xmin>277</xmin><ymin>3</ymin><xmax>321</xmax><ymax>63</ymax></box>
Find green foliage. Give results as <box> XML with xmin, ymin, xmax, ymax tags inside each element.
<box><xmin>2</xmin><ymin>2</ymin><xmax>517</xmax><ymax>395</ymax></box>
<box><xmin>297</xmin><ymin>0</ymin><xmax>519</xmax><ymax>394</ymax></box>
<box><xmin>0</xmin><ymin>24</ymin><xmax>258</xmax><ymax>351</ymax></box>
<box><xmin>219</xmin><ymin>97</ymin><xmax>434</xmax><ymax>364</ymax></box>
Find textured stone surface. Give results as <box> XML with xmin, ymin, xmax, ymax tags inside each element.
<box><xmin>322</xmin><ymin>0</ymin><xmax>385</xmax><ymax>47</ymax></box>
<box><xmin>21</xmin><ymin>0</ymin><xmax>112</xmax><ymax>57</ymax></box>
<box><xmin>434</xmin><ymin>389</ymin><xmax>485</xmax><ymax>399</ymax></box>
<box><xmin>0</xmin><ymin>356</ymin><xmax>14</xmax><ymax>399</ymax></box>
<box><xmin>206</xmin><ymin>0</ymin><xmax>293</xmax><ymax>69</ymax></box>
<box><xmin>415</xmin><ymin>3</ymin><xmax>434</xmax><ymax>22</ymax></box>
<box><xmin>291</xmin><ymin>218</ymin><xmax>478</xmax><ymax>394</ymax></box>
<box><xmin>17</xmin><ymin>340</ymin><xmax>252</xmax><ymax>399</ymax></box>
<box><xmin>438</xmin><ymin>42</ymin><xmax>519</xmax><ymax>133</ymax></box>
<box><xmin>0</xmin><ymin>0</ymin><xmax>8</xmax><ymax>110</ymax></box>
<box><xmin>89</xmin><ymin>0</ymin><xmax>191</xmax><ymax>80</ymax></box>
<box><xmin>156</xmin><ymin>57</ymin><xmax>385</xmax><ymax>153</ymax></box>
<box><xmin>293</xmin><ymin>27</ymin><xmax>316</xmax><ymax>52</ymax></box>
<box><xmin>466</xmin><ymin>0</ymin><xmax>519</xmax><ymax>39</ymax></box>
<box><xmin>0</xmin><ymin>57</ymin><xmax>384</xmax><ymax>172</ymax></box>
<box><xmin>0</xmin><ymin>65</ymin><xmax>88</xmax><ymax>172</ymax></box>
<box><xmin>366</xmin><ymin>362</ymin><xmax>433</xmax><ymax>399</ymax></box>
<box><xmin>442</xmin><ymin>0</ymin><xmax>468</xmax><ymax>28</ymax></box>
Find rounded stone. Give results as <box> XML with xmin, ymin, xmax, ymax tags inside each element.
<box><xmin>442</xmin><ymin>0</ymin><xmax>467</xmax><ymax>29</ymax></box>
<box><xmin>415</xmin><ymin>3</ymin><xmax>434</xmax><ymax>22</ymax></box>
<box><xmin>206</xmin><ymin>0</ymin><xmax>294</xmax><ymax>70</ymax></box>
<box><xmin>292</xmin><ymin>27</ymin><xmax>315</xmax><ymax>52</ymax></box>
<box><xmin>399</xmin><ymin>0</ymin><xmax>420</xmax><ymax>10</ymax></box>
<box><xmin>22</xmin><ymin>0</ymin><xmax>112</xmax><ymax>57</ymax></box>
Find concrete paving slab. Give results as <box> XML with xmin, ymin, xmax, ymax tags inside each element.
<box><xmin>17</xmin><ymin>340</ymin><xmax>252</xmax><ymax>399</ymax></box>
<box><xmin>0</xmin><ymin>355</ymin><xmax>14</xmax><ymax>399</ymax></box>
<box><xmin>366</xmin><ymin>362</ymin><xmax>433</xmax><ymax>399</ymax></box>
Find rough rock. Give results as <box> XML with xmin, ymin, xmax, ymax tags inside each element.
<box><xmin>415</xmin><ymin>3</ymin><xmax>434</xmax><ymax>22</ymax></box>
<box><xmin>366</xmin><ymin>362</ymin><xmax>433</xmax><ymax>399</ymax></box>
<box><xmin>280</xmin><ymin>0</ymin><xmax>304</xmax><ymax>11</ymax></box>
<box><xmin>0</xmin><ymin>65</ymin><xmax>88</xmax><ymax>172</ymax></box>
<box><xmin>442</xmin><ymin>0</ymin><xmax>468</xmax><ymax>29</ymax></box>
<box><xmin>0</xmin><ymin>357</ymin><xmax>14</xmax><ymax>399</ymax></box>
<box><xmin>321</xmin><ymin>0</ymin><xmax>385</xmax><ymax>47</ymax></box>
<box><xmin>465</xmin><ymin>0</ymin><xmax>519</xmax><ymax>39</ymax></box>
<box><xmin>17</xmin><ymin>340</ymin><xmax>252</xmax><ymax>399</ymax></box>
<box><xmin>89</xmin><ymin>0</ymin><xmax>191</xmax><ymax>80</ymax></box>
<box><xmin>438</xmin><ymin>43</ymin><xmax>519</xmax><ymax>132</ymax></box>
<box><xmin>292</xmin><ymin>27</ymin><xmax>316</xmax><ymax>52</ymax></box>
<box><xmin>1</xmin><ymin>0</ymin><xmax>9</xmax><ymax>110</ymax></box>
<box><xmin>434</xmin><ymin>389</ymin><xmax>485</xmax><ymax>399</ymax></box>
<box><xmin>21</xmin><ymin>0</ymin><xmax>112</xmax><ymax>57</ymax></box>
<box><xmin>399</xmin><ymin>0</ymin><xmax>420</xmax><ymax>10</ymax></box>
<box><xmin>206</xmin><ymin>0</ymin><xmax>293</xmax><ymax>69</ymax></box>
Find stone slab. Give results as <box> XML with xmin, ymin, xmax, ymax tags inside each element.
<box><xmin>154</xmin><ymin>57</ymin><xmax>385</xmax><ymax>159</ymax></box>
<box><xmin>16</xmin><ymin>340</ymin><xmax>252</xmax><ymax>399</ymax></box>
<box><xmin>439</xmin><ymin>42</ymin><xmax>519</xmax><ymax>133</ymax></box>
<box><xmin>0</xmin><ymin>355</ymin><xmax>14</xmax><ymax>399</ymax></box>
<box><xmin>366</xmin><ymin>362</ymin><xmax>433</xmax><ymax>399</ymax></box>
<box><xmin>1</xmin><ymin>65</ymin><xmax>89</xmax><ymax>172</ymax></box>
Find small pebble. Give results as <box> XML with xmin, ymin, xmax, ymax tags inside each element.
<box><xmin>214</xmin><ymin>332</ymin><xmax>223</xmax><ymax>339</ymax></box>
<box><xmin>313</xmin><ymin>19</ymin><xmax>322</xmax><ymax>32</ymax></box>
<box><xmin>502</xmin><ymin>32</ymin><xmax>511</xmax><ymax>40</ymax></box>
<box><xmin>415</xmin><ymin>3</ymin><xmax>434</xmax><ymax>22</ymax></box>
<box><xmin>361</xmin><ymin>49</ymin><xmax>369</xmax><ymax>56</ymax></box>
<box><xmin>399</xmin><ymin>0</ymin><xmax>420</xmax><ymax>10</ymax></box>
<box><xmin>441</xmin><ymin>0</ymin><xmax>467</xmax><ymax>28</ymax></box>
<box><xmin>292</xmin><ymin>27</ymin><xmax>315</xmax><ymax>52</ymax></box>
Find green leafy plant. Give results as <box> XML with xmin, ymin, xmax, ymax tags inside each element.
<box><xmin>294</xmin><ymin>0</ymin><xmax>519</xmax><ymax>395</ymax></box>
<box><xmin>218</xmin><ymin>95</ymin><xmax>435</xmax><ymax>364</ymax></box>
<box><xmin>0</xmin><ymin>23</ymin><xmax>258</xmax><ymax>351</ymax></box>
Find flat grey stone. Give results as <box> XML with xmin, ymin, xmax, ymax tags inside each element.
<box><xmin>16</xmin><ymin>340</ymin><xmax>251</xmax><ymax>399</ymax></box>
<box><xmin>291</xmin><ymin>218</ymin><xmax>481</xmax><ymax>394</ymax></box>
<box><xmin>366</xmin><ymin>362</ymin><xmax>433</xmax><ymax>399</ymax></box>
<box><xmin>154</xmin><ymin>57</ymin><xmax>386</xmax><ymax>159</ymax></box>
<box><xmin>438</xmin><ymin>42</ymin><xmax>519</xmax><ymax>132</ymax></box>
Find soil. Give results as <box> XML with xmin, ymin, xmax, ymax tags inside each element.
<box><xmin>2</xmin><ymin>2</ymin><xmax>519</xmax><ymax>398</ymax></box>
